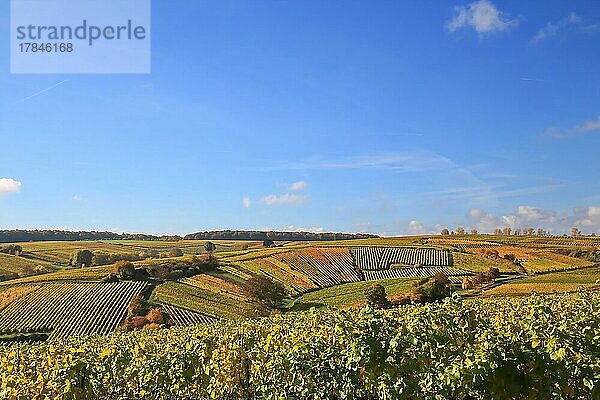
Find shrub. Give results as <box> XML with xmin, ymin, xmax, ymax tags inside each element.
<box><xmin>487</xmin><ymin>267</ymin><xmax>501</xmax><ymax>279</ymax></box>
<box><xmin>204</xmin><ymin>242</ymin><xmax>216</xmax><ymax>253</ymax></box>
<box><xmin>168</xmin><ymin>248</ymin><xmax>184</xmax><ymax>257</ymax></box>
<box><xmin>114</xmin><ymin>261</ymin><xmax>135</xmax><ymax>280</ymax></box>
<box><xmin>142</xmin><ymin>323</ymin><xmax>160</xmax><ymax>330</ymax></box>
<box><xmin>146</xmin><ymin>308</ymin><xmax>164</xmax><ymax>324</ymax></box>
<box><xmin>101</xmin><ymin>273</ymin><xmax>119</xmax><ymax>283</ymax></box>
<box><xmin>365</xmin><ymin>283</ymin><xmax>390</xmax><ymax>309</ymax></box>
<box><xmin>462</xmin><ymin>277</ymin><xmax>475</xmax><ymax>290</ymax></box>
<box><xmin>480</xmin><ymin>249</ymin><xmax>500</xmax><ymax>260</ymax></box>
<box><xmin>132</xmin><ymin>316</ymin><xmax>149</xmax><ymax>330</ymax></box>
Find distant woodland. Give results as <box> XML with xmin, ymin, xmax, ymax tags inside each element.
<box><xmin>0</xmin><ymin>229</ymin><xmax>378</xmax><ymax>243</ymax></box>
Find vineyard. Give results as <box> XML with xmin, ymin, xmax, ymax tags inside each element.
<box><xmin>236</xmin><ymin>257</ymin><xmax>316</xmax><ymax>294</ymax></box>
<box><xmin>0</xmin><ymin>253</ymin><xmax>56</xmax><ymax>278</ymax></box>
<box><xmin>2</xmin><ymin>292</ymin><xmax>600</xmax><ymax>399</ymax></box>
<box><xmin>292</xmin><ymin>277</ymin><xmax>418</xmax><ymax>309</ymax></box>
<box><xmin>350</xmin><ymin>247</ymin><xmax>452</xmax><ymax>269</ymax></box>
<box><xmin>161</xmin><ymin>304</ymin><xmax>214</xmax><ymax>326</ymax></box>
<box><xmin>273</xmin><ymin>247</ymin><xmax>360</xmax><ymax>287</ymax></box>
<box><xmin>362</xmin><ymin>266</ymin><xmax>470</xmax><ymax>281</ymax></box>
<box><xmin>150</xmin><ymin>281</ymin><xmax>256</xmax><ymax>320</ymax></box>
<box><xmin>484</xmin><ymin>267</ymin><xmax>600</xmax><ymax>296</ymax></box>
<box><xmin>0</xmin><ymin>281</ymin><xmax>145</xmax><ymax>339</ymax></box>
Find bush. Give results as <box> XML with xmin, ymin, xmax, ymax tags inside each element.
<box><xmin>365</xmin><ymin>283</ymin><xmax>390</xmax><ymax>309</ymax></box>
<box><xmin>142</xmin><ymin>323</ymin><xmax>160</xmax><ymax>330</ymax></box>
<box><xmin>168</xmin><ymin>248</ymin><xmax>184</xmax><ymax>257</ymax></box>
<box><xmin>131</xmin><ymin>316</ymin><xmax>149</xmax><ymax>330</ymax></box>
<box><xmin>147</xmin><ymin>308</ymin><xmax>164</xmax><ymax>324</ymax></box>
<box><xmin>114</xmin><ymin>261</ymin><xmax>135</xmax><ymax>280</ymax></box>
<box><xmin>101</xmin><ymin>273</ymin><xmax>119</xmax><ymax>283</ymax></box>
<box><xmin>462</xmin><ymin>277</ymin><xmax>475</xmax><ymax>290</ymax></box>
<box><xmin>243</xmin><ymin>275</ymin><xmax>286</xmax><ymax>308</ymax></box>
<box><xmin>480</xmin><ymin>249</ymin><xmax>500</xmax><ymax>260</ymax></box>
<box><xmin>487</xmin><ymin>267</ymin><xmax>501</xmax><ymax>279</ymax></box>
<box><xmin>410</xmin><ymin>274</ymin><xmax>450</xmax><ymax>303</ymax></box>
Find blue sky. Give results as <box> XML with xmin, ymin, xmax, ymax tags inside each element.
<box><xmin>1</xmin><ymin>0</ymin><xmax>600</xmax><ymax>236</ymax></box>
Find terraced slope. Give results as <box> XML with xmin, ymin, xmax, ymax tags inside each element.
<box><xmin>0</xmin><ymin>281</ymin><xmax>145</xmax><ymax>339</ymax></box>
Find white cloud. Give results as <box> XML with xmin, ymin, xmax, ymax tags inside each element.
<box><xmin>289</xmin><ymin>180</ymin><xmax>308</xmax><ymax>191</ymax></box>
<box><xmin>261</xmin><ymin>193</ymin><xmax>307</xmax><ymax>206</ymax></box>
<box><xmin>72</xmin><ymin>194</ymin><xmax>84</xmax><ymax>202</ymax></box>
<box><xmin>282</xmin><ymin>225</ymin><xmax>324</xmax><ymax>233</ymax></box>
<box><xmin>467</xmin><ymin>205</ymin><xmax>600</xmax><ymax>234</ymax></box>
<box><xmin>533</xmin><ymin>12</ymin><xmax>580</xmax><ymax>42</ymax></box>
<box><xmin>242</xmin><ymin>197</ymin><xmax>251</xmax><ymax>208</ymax></box>
<box><xmin>545</xmin><ymin>116</ymin><xmax>600</xmax><ymax>138</ymax></box>
<box><xmin>447</xmin><ymin>0</ymin><xmax>516</xmax><ymax>34</ymax></box>
<box><xmin>407</xmin><ymin>220</ymin><xmax>428</xmax><ymax>234</ymax></box>
<box><xmin>0</xmin><ymin>178</ymin><xmax>21</xmax><ymax>196</ymax></box>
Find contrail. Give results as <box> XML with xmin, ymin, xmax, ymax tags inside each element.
<box><xmin>519</xmin><ymin>77</ymin><xmax>545</xmax><ymax>82</ymax></box>
<box><xmin>17</xmin><ymin>80</ymin><xmax>69</xmax><ymax>103</ymax></box>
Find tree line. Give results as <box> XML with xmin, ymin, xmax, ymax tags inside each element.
<box><xmin>0</xmin><ymin>230</ymin><xmax>180</xmax><ymax>243</ymax></box>
<box><xmin>0</xmin><ymin>229</ymin><xmax>378</xmax><ymax>244</ymax></box>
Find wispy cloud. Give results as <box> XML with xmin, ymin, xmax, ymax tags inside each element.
<box><xmin>532</xmin><ymin>12</ymin><xmax>580</xmax><ymax>42</ymax></box>
<box><xmin>72</xmin><ymin>194</ymin><xmax>85</xmax><ymax>202</ymax></box>
<box><xmin>261</xmin><ymin>193</ymin><xmax>307</xmax><ymax>206</ymax></box>
<box><xmin>545</xmin><ymin>116</ymin><xmax>600</xmax><ymax>138</ymax></box>
<box><xmin>447</xmin><ymin>0</ymin><xmax>517</xmax><ymax>35</ymax></box>
<box><xmin>289</xmin><ymin>181</ymin><xmax>308</xmax><ymax>191</ymax></box>
<box><xmin>259</xmin><ymin>150</ymin><xmax>455</xmax><ymax>173</ymax></box>
<box><xmin>17</xmin><ymin>80</ymin><xmax>68</xmax><ymax>103</ymax></box>
<box><xmin>242</xmin><ymin>197</ymin><xmax>251</xmax><ymax>208</ymax></box>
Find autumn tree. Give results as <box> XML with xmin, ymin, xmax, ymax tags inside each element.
<box><xmin>440</xmin><ymin>228</ymin><xmax>450</xmax><ymax>236</ymax></box>
<box><xmin>127</xmin><ymin>295</ymin><xmax>149</xmax><ymax>317</ymax></box>
<box><xmin>114</xmin><ymin>260</ymin><xmax>135</xmax><ymax>280</ymax></box>
<box><xmin>470</xmin><ymin>229</ymin><xmax>478</xmax><ymax>235</ymax></box>
<box><xmin>456</xmin><ymin>227</ymin><xmax>465</xmax><ymax>235</ymax></box>
<box><xmin>524</xmin><ymin>228</ymin><xmax>535</xmax><ymax>236</ymax></box>
<box><xmin>571</xmin><ymin>227</ymin><xmax>581</xmax><ymax>237</ymax></box>
<box><xmin>537</xmin><ymin>228</ymin><xmax>545</xmax><ymax>236</ymax></box>
<box><xmin>243</xmin><ymin>275</ymin><xmax>286</xmax><ymax>308</ymax></box>
<box><xmin>502</xmin><ymin>227</ymin><xmax>512</xmax><ymax>236</ymax></box>
<box><xmin>147</xmin><ymin>308</ymin><xmax>164</xmax><ymax>324</ymax></box>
